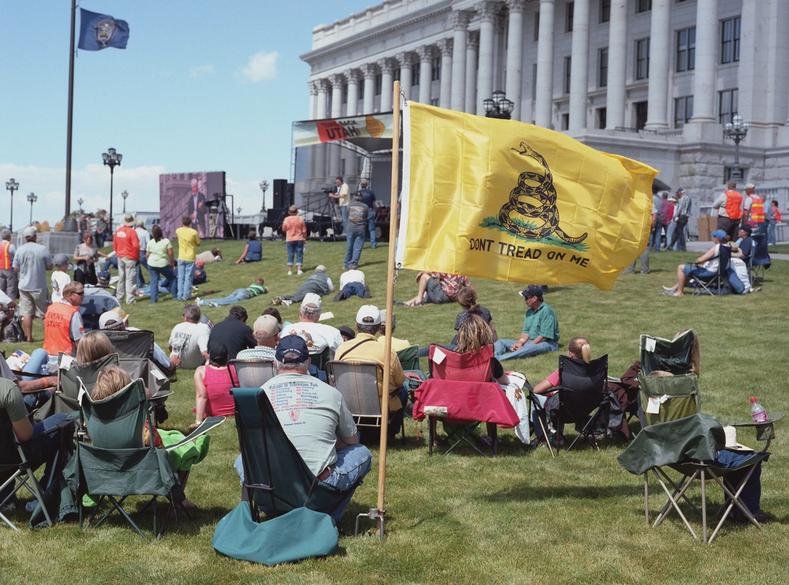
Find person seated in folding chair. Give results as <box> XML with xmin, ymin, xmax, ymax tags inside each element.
<box><xmin>376</xmin><ymin>310</ymin><xmax>411</xmax><ymax>352</ymax></box>
<box><xmin>194</xmin><ymin>344</ymin><xmax>235</xmax><ymax>426</ymax></box>
<box><xmin>234</xmin><ymin>335</ymin><xmax>372</xmax><ymax>522</ymax></box>
<box><xmin>494</xmin><ymin>285</ymin><xmax>559</xmax><ymax>361</ymax></box>
<box><xmin>236</xmin><ymin>315</ymin><xmax>280</xmax><ymax>362</ymax></box>
<box><xmin>530</xmin><ymin>336</ymin><xmax>592</xmax><ymax>448</ymax></box>
<box><xmin>0</xmin><ymin>377</ymin><xmax>73</xmax><ymax>514</ymax></box>
<box><xmin>99</xmin><ymin>307</ymin><xmax>175</xmax><ymax>376</ymax></box>
<box><xmin>662</xmin><ymin>229</ymin><xmax>727</xmax><ymax>297</ymax></box>
<box><xmin>335</xmin><ymin>305</ymin><xmax>407</xmax><ymax>438</ymax></box>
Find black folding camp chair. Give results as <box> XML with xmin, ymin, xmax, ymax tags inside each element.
<box><xmin>396</xmin><ymin>345</ymin><xmax>420</xmax><ymax>371</ymax></box>
<box><xmin>530</xmin><ymin>355</ymin><xmax>609</xmax><ymax>453</ymax></box>
<box><xmin>639</xmin><ymin>329</ymin><xmax>699</xmax><ymax>376</ymax></box>
<box><xmin>232</xmin><ymin>387</ymin><xmax>348</xmax><ymax>522</ymax></box>
<box><xmin>228</xmin><ymin>359</ymin><xmax>276</xmax><ymax>388</ymax></box>
<box><xmin>103</xmin><ymin>329</ymin><xmax>155</xmax><ymax>360</ymax></box>
<box><xmin>750</xmin><ymin>232</ymin><xmax>771</xmax><ymax>285</ymax></box>
<box><xmin>310</xmin><ymin>346</ymin><xmax>332</xmax><ymax>374</ymax></box>
<box><xmin>689</xmin><ymin>244</ymin><xmax>732</xmax><ymax>295</ymax></box>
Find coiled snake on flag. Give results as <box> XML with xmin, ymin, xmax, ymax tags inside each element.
<box><xmin>498</xmin><ymin>142</ymin><xmax>588</xmax><ymax>245</ymax></box>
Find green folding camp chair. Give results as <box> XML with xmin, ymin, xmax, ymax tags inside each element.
<box><xmin>396</xmin><ymin>345</ymin><xmax>420</xmax><ymax>371</ymax></box>
<box><xmin>638</xmin><ymin>372</ymin><xmax>701</xmax><ymax>427</ymax></box>
<box><xmin>77</xmin><ymin>378</ymin><xmax>223</xmax><ymax>537</ymax></box>
<box><xmin>232</xmin><ymin>387</ymin><xmax>348</xmax><ymax>522</ymax></box>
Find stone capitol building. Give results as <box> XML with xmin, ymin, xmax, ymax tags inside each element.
<box><xmin>301</xmin><ymin>0</ymin><xmax>789</xmax><ymax>230</ymax></box>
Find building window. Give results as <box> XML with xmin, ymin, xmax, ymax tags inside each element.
<box><xmin>431</xmin><ymin>57</ymin><xmax>440</xmax><ymax>81</ymax></box>
<box><xmin>561</xmin><ymin>113</ymin><xmax>570</xmax><ymax>130</ymax></box>
<box><xmin>600</xmin><ymin>0</ymin><xmax>610</xmax><ymax>23</ymax></box>
<box><xmin>566</xmin><ymin>2</ymin><xmax>574</xmax><ymax>32</ymax></box>
<box><xmin>412</xmin><ymin>63</ymin><xmax>420</xmax><ymax>86</ymax></box>
<box><xmin>636</xmin><ymin>0</ymin><xmax>652</xmax><ymax>13</ymax></box>
<box><xmin>674</xmin><ymin>95</ymin><xmax>694</xmax><ymax>127</ymax></box>
<box><xmin>597</xmin><ymin>107</ymin><xmax>607</xmax><ymax>129</ymax></box>
<box><xmin>634</xmin><ymin>101</ymin><xmax>648</xmax><ymax>130</ymax></box>
<box><xmin>598</xmin><ymin>47</ymin><xmax>608</xmax><ymax>88</ymax></box>
<box><xmin>719</xmin><ymin>88</ymin><xmax>738</xmax><ymax>124</ymax></box>
<box><xmin>721</xmin><ymin>16</ymin><xmax>741</xmax><ymax>64</ymax></box>
<box><xmin>534</xmin><ymin>10</ymin><xmax>540</xmax><ymax>41</ymax></box>
<box><xmin>374</xmin><ymin>74</ymin><xmax>382</xmax><ymax>96</ymax></box>
<box><xmin>635</xmin><ymin>38</ymin><xmax>650</xmax><ymax>80</ymax></box>
<box><xmin>563</xmin><ymin>56</ymin><xmax>572</xmax><ymax>94</ymax></box>
<box><xmin>676</xmin><ymin>27</ymin><xmax>696</xmax><ymax>72</ymax></box>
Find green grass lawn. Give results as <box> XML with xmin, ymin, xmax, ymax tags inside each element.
<box><xmin>3</xmin><ymin>239</ymin><xmax>788</xmax><ymax>584</ymax></box>
<box><xmin>767</xmin><ymin>243</ymin><xmax>789</xmax><ymax>254</ymax></box>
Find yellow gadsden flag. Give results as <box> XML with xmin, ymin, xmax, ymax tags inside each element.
<box><xmin>396</xmin><ymin>103</ymin><xmax>658</xmax><ymax>290</ymax></box>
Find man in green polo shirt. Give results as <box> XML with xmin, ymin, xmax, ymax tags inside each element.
<box><xmin>494</xmin><ymin>285</ymin><xmax>559</xmax><ymax>361</ymax></box>
<box><xmin>196</xmin><ymin>277</ymin><xmax>267</xmax><ymax>307</ymax></box>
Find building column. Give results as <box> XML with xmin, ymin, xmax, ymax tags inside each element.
<box><xmin>739</xmin><ymin>0</ymin><xmax>772</xmax><ymax>130</ymax></box>
<box><xmin>476</xmin><ymin>1</ymin><xmax>498</xmax><ymax>114</ymax></box>
<box><xmin>450</xmin><ymin>11</ymin><xmax>470</xmax><ymax>111</ymax></box>
<box><xmin>308</xmin><ymin>81</ymin><xmax>317</xmax><ymax>119</ymax></box>
<box><xmin>397</xmin><ymin>52</ymin><xmax>414</xmax><ymax>100</ymax></box>
<box><xmin>379</xmin><ymin>58</ymin><xmax>394</xmax><ymax>111</ymax></box>
<box><xmin>689</xmin><ymin>0</ymin><xmax>718</xmax><ymax>122</ymax></box>
<box><xmin>569</xmin><ymin>0</ymin><xmax>590</xmax><ymax>132</ymax></box>
<box><xmin>465</xmin><ymin>32</ymin><xmax>479</xmax><ymax>113</ymax></box>
<box><xmin>605</xmin><ymin>0</ymin><xmax>627</xmax><ymax>129</ymax></box>
<box><xmin>439</xmin><ymin>38</ymin><xmax>453</xmax><ymax>109</ymax></box>
<box><xmin>314</xmin><ymin>79</ymin><xmax>329</xmax><ymax>181</ymax></box>
<box><xmin>764</xmin><ymin>0</ymin><xmax>789</xmax><ymax>126</ymax></box>
<box><xmin>505</xmin><ymin>0</ymin><xmax>525</xmax><ymax>120</ymax></box>
<box><xmin>329</xmin><ymin>74</ymin><xmax>344</xmax><ymax>176</ymax></box>
<box><xmin>645</xmin><ymin>0</ymin><xmax>670</xmax><ymax>129</ymax></box>
<box><xmin>417</xmin><ymin>46</ymin><xmax>435</xmax><ymax>104</ymax></box>
<box><xmin>345</xmin><ymin>70</ymin><xmax>360</xmax><ymax>116</ymax></box>
<box><xmin>535</xmin><ymin>0</ymin><xmax>555</xmax><ymax>127</ymax></box>
<box><xmin>362</xmin><ymin>63</ymin><xmax>376</xmax><ymax>114</ymax></box>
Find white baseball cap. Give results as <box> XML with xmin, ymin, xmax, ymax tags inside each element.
<box><xmin>356</xmin><ymin>305</ymin><xmax>381</xmax><ymax>326</ymax></box>
<box><xmin>300</xmin><ymin>293</ymin><xmax>322</xmax><ymax>310</ymax></box>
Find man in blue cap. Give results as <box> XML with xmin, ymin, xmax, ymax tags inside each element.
<box><xmin>494</xmin><ymin>285</ymin><xmax>559</xmax><ymax>361</ymax></box>
<box><xmin>237</xmin><ymin>334</ymin><xmax>372</xmax><ymax>521</ymax></box>
<box><xmin>663</xmin><ymin>229</ymin><xmax>728</xmax><ymax>297</ymax></box>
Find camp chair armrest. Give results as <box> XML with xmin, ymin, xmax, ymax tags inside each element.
<box><xmin>243</xmin><ymin>482</ymin><xmax>274</xmax><ymax>492</ymax></box>
<box><xmin>163</xmin><ymin>416</ymin><xmax>226</xmax><ymax>452</ymax></box>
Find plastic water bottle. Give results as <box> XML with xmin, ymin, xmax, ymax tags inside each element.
<box><xmin>750</xmin><ymin>396</ymin><xmax>769</xmax><ymax>423</ymax></box>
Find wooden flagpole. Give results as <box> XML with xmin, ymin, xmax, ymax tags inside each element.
<box><xmin>375</xmin><ymin>80</ymin><xmax>402</xmax><ymax>537</ymax></box>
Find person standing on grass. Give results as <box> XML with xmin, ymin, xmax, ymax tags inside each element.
<box><xmin>176</xmin><ymin>216</ymin><xmax>200</xmax><ymax>301</ymax></box>
<box><xmin>766</xmin><ymin>200</ymin><xmax>781</xmax><ymax>246</ymax></box>
<box><xmin>0</xmin><ymin>229</ymin><xmax>18</xmax><ymax>301</ymax></box>
<box><xmin>234</xmin><ymin>229</ymin><xmax>262</xmax><ymax>264</ymax></box>
<box><xmin>329</xmin><ymin>176</ymin><xmax>350</xmax><ymax>233</ymax></box>
<box><xmin>135</xmin><ymin>219</ymin><xmax>150</xmax><ymax>288</ymax></box>
<box><xmin>113</xmin><ymin>213</ymin><xmax>141</xmax><ymax>304</ymax></box>
<box><xmin>13</xmin><ymin>226</ymin><xmax>52</xmax><ymax>342</ymax></box>
<box><xmin>358</xmin><ymin>178</ymin><xmax>377</xmax><ymax>249</ymax></box>
<box><xmin>343</xmin><ymin>193</ymin><xmax>369</xmax><ymax>270</ymax></box>
<box><xmin>282</xmin><ymin>205</ymin><xmax>307</xmax><ymax>276</ymax></box>
<box><xmin>146</xmin><ymin>224</ymin><xmax>177</xmax><ymax>303</ymax></box>
<box><xmin>713</xmin><ymin>180</ymin><xmax>743</xmax><ymax>240</ymax></box>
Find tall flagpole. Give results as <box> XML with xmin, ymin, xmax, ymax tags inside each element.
<box><xmin>375</xmin><ymin>80</ymin><xmax>402</xmax><ymax>538</ymax></box>
<box><xmin>64</xmin><ymin>0</ymin><xmax>77</xmax><ymax>218</ymax></box>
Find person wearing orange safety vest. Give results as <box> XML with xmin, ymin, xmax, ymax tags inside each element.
<box><xmin>712</xmin><ymin>180</ymin><xmax>743</xmax><ymax>239</ymax></box>
<box><xmin>743</xmin><ymin>183</ymin><xmax>766</xmax><ymax>235</ymax></box>
<box><xmin>42</xmin><ymin>281</ymin><xmax>85</xmax><ymax>356</ymax></box>
<box><xmin>0</xmin><ymin>229</ymin><xmax>18</xmax><ymax>301</ymax></box>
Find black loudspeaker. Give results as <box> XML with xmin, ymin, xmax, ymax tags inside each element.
<box><xmin>266</xmin><ymin>208</ymin><xmax>287</xmax><ymax>226</ymax></box>
<box><xmin>286</xmin><ymin>182</ymin><xmax>294</xmax><ymax>206</ymax></box>
<box><xmin>272</xmin><ymin>179</ymin><xmax>289</xmax><ymax>209</ymax></box>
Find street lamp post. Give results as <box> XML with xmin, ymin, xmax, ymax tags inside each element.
<box><xmin>5</xmin><ymin>178</ymin><xmax>19</xmax><ymax>232</ymax></box>
<box><xmin>77</xmin><ymin>197</ymin><xmax>84</xmax><ymax>212</ymax></box>
<box><xmin>26</xmin><ymin>192</ymin><xmax>38</xmax><ymax>224</ymax></box>
<box><xmin>483</xmin><ymin>90</ymin><xmax>514</xmax><ymax>120</ymax></box>
<box><xmin>259</xmin><ymin>180</ymin><xmax>269</xmax><ymax>213</ymax></box>
<box><xmin>102</xmin><ymin>147</ymin><xmax>122</xmax><ymax>234</ymax></box>
<box><xmin>723</xmin><ymin>114</ymin><xmax>749</xmax><ymax>180</ymax></box>
<box><xmin>121</xmin><ymin>190</ymin><xmax>129</xmax><ymax>214</ymax></box>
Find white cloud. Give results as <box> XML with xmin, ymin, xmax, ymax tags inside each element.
<box><xmin>240</xmin><ymin>51</ymin><xmax>278</xmax><ymax>83</ymax></box>
<box><xmin>189</xmin><ymin>64</ymin><xmax>215</xmax><ymax>78</ymax></box>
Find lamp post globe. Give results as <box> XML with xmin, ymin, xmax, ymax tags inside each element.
<box><xmin>723</xmin><ymin>115</ymin><xmax>749</xmax><ymax>180</ymax></box>
<box><xmin>121</xmin><ymin>190</ymin><xmax>129</xmax><ymax>214</ymax></box>
<box><xmin>102</xmin><ymin>147</ymin><xmax>122</xmax><ymax>233</ymax></box>
<box><xmin>259</xmin><ymin>180</ymin><xmax>269</xmax><ymax>213</ymax></box>
<box><xmin>484</xmin><ymin>90</ymin><xmax>513</xmax><ymax>120</ymax></box>
<box><xmin>26</xmin><ymin>192</ymin><xmax>37</xmax><ymax>225</ymax></box>
<box><xmin>5</xmin><ymin>178</ymin><xmax>19</xmax><ymax>232</ymax></box>
<box><xmin>77</xmin><ymin>197</ymin><xmax>84</xmax><ymax>212</ymax></box>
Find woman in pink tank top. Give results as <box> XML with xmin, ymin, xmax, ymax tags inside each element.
<box><xmin>193</xmin><ymin>345</ymin><xmax>234</xmax><ymax>423</ymax></box>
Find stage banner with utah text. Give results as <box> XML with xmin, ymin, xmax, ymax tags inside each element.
<box><xmin>396</xmin><ymin>103</ymin><xmax>657</xmax><ymax>291</ymax></box>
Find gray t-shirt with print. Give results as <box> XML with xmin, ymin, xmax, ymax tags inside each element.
<box><xmin>13</xmin><ymin>242</ymin><xmax>52</xmax><ymax>292</ymax></box>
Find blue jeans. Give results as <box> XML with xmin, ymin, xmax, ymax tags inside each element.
<box><xmin>202</xmin><ymin>288</ymin><xmax>251</xmax><ymax>307</ymax></box>
<box><xmin>766</xmin><ymin>220</ymin><xmax>776</xmax><ymax>245</ymax></box>
<box><xmin>494</xmin><ymin>338</ymin><xmax>559</xmax><ymax>361</ymax></box>
<box><xmin>344</xmin><ymin>230</ymin><xmax>365</xmax><ymax>268</ymax></box>
<box><xmin>716</xmin><ymin>449</ymin><xmax>762</xmax><ymax>515</ymax></box>
<box><xmin>682</xmin><ymin>265</ymin><xmax>716</xmax><ymax>280</ymax></box>
<box><xmin>136</xmin><ymin>252</ymin><xmax>148</xmax><ymax>288</ymax></box>
<box><xmin>286</xmin><ymin>241</ymin><xmax>304</xmax><ymax>266</ymax></box>
<box><xmin>367</xmin><ymin>209</ymin><xmax>377</xmax><ymax>247</ymax></box>
<box><xmin>320</xmin><ymin>443</ymin><xmax>372</xmax><ymax>522</ymax></box>
<box><xmin>177</xmin><ymin>260</ymin><xmax>195</xmax><ymax>300</ymax></box>
<box><xmin>148</xmin><ymin>265</ymin><xmax>177</xmax><ymax>303</ymax></box>
<box><xmin>339</xmin><ymin>206</ymin><xmax>349</xmax><ymax>234</ymax></box>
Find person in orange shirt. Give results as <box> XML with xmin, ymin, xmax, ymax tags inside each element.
<box><xmin>42</xmin><ymin>282</ymin><xmax>85</xmax><ymax>356</ymax></box>
<box><xmin>281</xmin><ymin>205</ymin><xmax>307</xmax><ymax>276</ymax></box>
<box><xmin>112</xmin><ymin>213</ymin><xmax>141</xmax><ymax>304</ymax></box>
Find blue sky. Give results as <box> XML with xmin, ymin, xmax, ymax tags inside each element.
<box><xmin>0</xmin><ymin>1</ymin><xmax>372</xmax><ymax>223</ymax></box>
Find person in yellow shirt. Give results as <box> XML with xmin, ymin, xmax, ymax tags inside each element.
<box><xmin>335</xmin><ymin>305</ymin><xmax>407</xmax><ymax>438</ymax></box>
<box><xmin>175</xmin><ymin>216</ymin><xmax>200</xmax><ymax>301</ymax></box>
